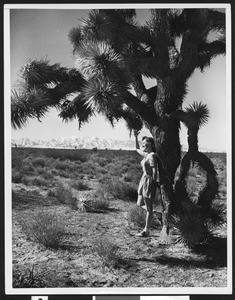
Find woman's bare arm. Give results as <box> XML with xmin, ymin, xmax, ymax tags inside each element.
<box><xmin>134</xmin><ymin>130</ymin><xmax>146</xmax><ymax>156</ymax></box>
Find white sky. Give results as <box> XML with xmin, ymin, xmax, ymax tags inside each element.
<box><xmin>9</xmin><ymin>7</ymin><xmax>229</xmax><ymax>152</ymax></box>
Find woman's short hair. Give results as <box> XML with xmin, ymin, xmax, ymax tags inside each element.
<box><xmin>142</xmin><ymin>136</ymin><xmax>156</xmax><ymax>152</ymax></box>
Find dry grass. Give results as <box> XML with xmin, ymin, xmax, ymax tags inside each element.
<box><xmin>17</xmin><ymin>210</ymin><xmax>66</xmax><ymax>249</ymax></box>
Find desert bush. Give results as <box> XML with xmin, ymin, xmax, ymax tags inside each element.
<box><xmin>41</xmin><ymin>170</ymin><xmax>54</xmax><ymax>180</ymax></box>
<box><xmin>22</xmin><ymin>164</ymin><xmax>35</xmax><ymax>174</ymax></box>
<box><xmin>79</xmin><ymin>161</ymin><xmax>96</xmax><ymax>175</ymax></box>
<box><xmin>91</xmin><ymin>189</ymin><xmax>110</xmax><ymax>210</ymax></box>
<box><xmin>31</xmin><ymin>157</ymin><xmax>46</xmax><ymax>168</ymax></box>
<box><xmin>120</xmin><ymin>165</ymin><xmax>129</xmax><ymax>174</ymax></box>
<box><xmin>123</xmin><ymin>170</ymin><xmax>141</xmax><ymax>184</ymax></box>
<box><xmin>54</xmin><ymin>160</ymin><xmax>71</xmax><ymax>171</ymax></box>
<box><xmin>56</xmin><ymin>182</ymin><xmax>78</xmax><ymax>210</ymax></box>
<box><xmin>70</xmin><ymin>179</ymin><xmax>90</xmax><ymax>191</ymax></box>
<box><xmin>97</xmin><ymin>173</ymin><xmax>113</xmax><ymax>184</ymax></box>
<box><xmin>95</xmin><ymin>166</ymin><xmax>108</xmax><ymax>175</ymax></box>
<box><xmin>96</xmin><ymin>157</ymin><xmax>110</xmax><ymax>167</ymax></box>
<box><xmin>12</xmin><ymin>154</ymin><xmax>23</xmax><ymax>170</ymax></box>
<box><xmin>172</xmin><ymin>205</ymin><xmax>209</xmax><ymax>248</ymax></box>
<box><xmin>42</xmin><ymin>148</ymin><xmax>87</xmax><ymax>162</ymax></box>
<box><xmin>106</xmin><ymin>163</ymin><xmax>123</xmax><ymax>176</ymax></box>
<box><xmin>103</xmin><ymin>178</ymin><xmax>137</xmax><ymax>201</ymax></box>
<box><xmin>77</xmin><ymin>189</ymin><xmax>110</xmax><ymax>212</ymax></box>
<box><xmin>12</xmin><ymin>171</ymin><xmax>24</xmax><ymax>183</ymax></box>
<box><xmin>92</xmin><ymin>237</ymin><xmax>121</xmax><ymax>268</ymax></box>
<box><xmin>32</xmin><ymin>176</ymin><xmax>49</xmax><ymax>187</ymax></box>
<box><xmin>21</xmin><ymin>176</ymin><xmax>31</xmax><ymax>186</ymax></box>
<box><xmin>17</xmin><ymin>210</ymin><xmax>66</xmax><ymax>249</ymax></box>
<box><xmin>47</xmin><ymin>188</ymin><xmax>57</xmax><ymax>197</ymax></box>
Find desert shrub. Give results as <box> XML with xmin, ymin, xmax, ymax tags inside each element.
<box><xmin>12</xmin><ymin>171</ymin><xmax>24</xmax><ymax>183</ymax></box>
<box><xmin>12</xmin><ymin>154</ymin><xmax>23</xmax><ymax>170</ymax></box>
<box><xmin>32</xmin><ymin>176</ymin><xmax>49</xmax><ymax>187</ymax></box>
<box><xmin>172</xmin><ymin>205</ymin><xmax>209</xmax><ymax>248</ymax></box>
<box><xmin>97</xmin><ymin>158</ymin><xmax>109</xmax><ymax>167</ymax></box>
<box><xmin>120</xmin><ymin>165</ymin><xmax>129</xmax><ymax>174</ymax></box>
<box><xmin>97</xmin><ymin>173</ymin><xmax>113</xmax><ymax>183</ymax></box>
<box><xmin>106</xmin><ymin>163</ymin><xmax>123</xmax><ymax>176</ymax></box>
<box><xmin>79</xmin><ymin>161</ymin><xmax>96</xmax><ymax>175</ymax></box>
<box><xmin>54</xmin><ymin>161</ymin><xmax>71</xmax><ymax>171</ymax></box>
<box><xmin>57</xmin><ymin>169</ymin><xmax>71</xmax><ymax>178</ymax></box>
<box><xmin>91</xmin><ymin>189</ymin><xmax>110</xmax><ymax>211</ymax></box>
<box><xmin>41</xmin><ymin>170</ymin><xmax>54</xmax><ymax>180</ymax></box>
<box><xmin>123</xmin><ymin>170</ymin><xmax>141</xmax><ymax>184</ymax></box>
<box><xmin>56</xmin><ymin>183</ymin><xmax>78</xmax><ymax>210</ymax></box>
<box><xmin>47</xmin><ymin>188</ymin><xmax>57</xmax><ymax>197</ymax></box>
<box><xmin>77</xmin><ymin>189</ymin><xmax>110</xmax><ymax>212</ymax></box>
<box><xmin>92</xmin><ymin>237</ymin><xmax>121</xmax><ymax>268</ymax></box>
<box><xmin>31</xmin><ymin>157</ymin><xmax>46</xmax><ymax>168</ymax></box>
<box><xmin>70</xmin><ymin>179</ymin><xmax>90</xmax><ymax>191</ymax></box>
<box><xmin>17</xmin><ymin>210</ymin><xmax>66</xmax><ymax>249</ymax></box>
<box><xmin>66</xmin><ymin>152</ymin><xmax>87</xmax><ymax>163</ymax></box>
<box><xmin>95</xmin><ymin>166</ymin><xmax>108</xmax><ymax>175</ymax></box>
<box><xmin>13</xmin><ymin>264</ymin><xmax>45</xmax><ymax>288</ymax></box>
<box><xmin>22</xmin><ymin>164</ymin><xmax>35</xmax><ymax>174</ymax></box>
<box><xmin>41</xmin><ymin>148</ymin><xmax>87</xmax><ymax>162</ymax></box>
<box><xmin>21</xmin><ymin>176</ymin><xmax>31</xmax><ymax>186</ymax></box>
<box><xmin>103</xmin><ymin>178</ymin><xmax>137</xmax><ymax>201</ymax></box>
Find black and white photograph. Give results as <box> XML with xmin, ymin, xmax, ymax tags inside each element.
<box><xmin>4</xmin><ymin>2</ymin><xmax>232</xmax><ymax>295</ymax></box>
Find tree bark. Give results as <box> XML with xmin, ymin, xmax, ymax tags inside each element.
<box><xmin>150</xmin><ymin>78</ymin><xmax>182</xmax><ymax>243</ymax></box>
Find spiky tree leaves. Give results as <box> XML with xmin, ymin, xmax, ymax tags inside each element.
<box><xmin>59</xmin><ymin>95</ymin><xmax>94</xmax><ymax>129</ymax></box>
<box><xmin>21</xmin><ymin>59</ymin><xmax>68</xmax><ymax>88</ymax></box>
<box><xmin>173</xmin><ymin>204</ymin><xmax>209</xmax><ymax>248</ymax></box>
<box><xmin>11</xmin><ymin>88</ymin><xmax>52</xmax><ymax>129</ymax></box>
<box><xmin>11</xmin><ymin>59</ymin><xmax>87</xmax><ymax>128</ymax></box>
<box><xmin>75</xmin><ymin>40</ymin><xmax>125</xmax><ymax>81</ymax></box>
<box><xmin>183</xmin><ymin>101</ymin><xmax>210</xmax><ymax>130</ymax></box>
<box><xmin>81</xmin><ymin>77</ymin><xmax>125</xmax><ymax>112</ymax></box>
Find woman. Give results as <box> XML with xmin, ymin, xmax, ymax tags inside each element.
<box><xmin>134</xmin><ymin>130</ymin><xmax>160</xmax><ymax>237</ymax></box>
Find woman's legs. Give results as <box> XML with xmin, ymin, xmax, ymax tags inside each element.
<box><xmin>143</xmin><ymin>197</ymin><xmax>153</xmax><ymax>233</ymax></box>
<box><xmin>137</xmin><ymin>195</ymin><xmax>144</xmax><ymax>207</ymax></box>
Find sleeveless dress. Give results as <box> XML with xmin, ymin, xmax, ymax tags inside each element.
<box><xmin>137</xmin><ymin>152</ymin><xmax>158</xmax><ymax>199</ymax></box>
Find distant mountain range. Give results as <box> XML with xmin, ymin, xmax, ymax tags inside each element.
<box><xmin>11</xmin><ymin>136</ymin><xmax>224</xmax><ymax>153</ymax></box>
<box><xmin>11</xmin><ymin>136</ymin><xmax>135</xmax><ymax>150</ymax></box>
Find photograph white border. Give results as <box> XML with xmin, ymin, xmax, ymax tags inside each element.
<box><xmin>4</xmin><ymin>2</ymin><xmax>232</xmax><ymax>295</ymax></box>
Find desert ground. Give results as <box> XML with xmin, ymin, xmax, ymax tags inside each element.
<box><xmin>11</xmin><ymin>147</ymin><xmax>227</xmax><ymax>288</ymax></box>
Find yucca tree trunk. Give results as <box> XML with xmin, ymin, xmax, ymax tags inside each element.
<box><xmin>188</xmin><ymin>128</ymin><xmax>199</xmax><ymax>154</ymax></box>
<box><xmin>176</xmin><ymin>127</ymin><xmax>218</xmax><ymax>213</ymax></box>
<box><xmin>150</xmin><ymin>79</ymin><xmax>182</xmax><ymax>242</ymax></box>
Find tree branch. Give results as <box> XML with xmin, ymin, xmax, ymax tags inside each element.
<box><xmin>197</xmin><ymin>39</ymin><xmax>226</xmax><ymax>71</ymax></box>
<box><xmin>177</xmin><ymin>9</ymin><xmax>225</xmax><ymax>80</ymax></box>
<box><xmin>123</xmin><ymin>91</ymin><xmax>158</xmax><ymax>125</ymax></box>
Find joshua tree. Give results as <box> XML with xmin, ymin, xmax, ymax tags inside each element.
<box><xmin>11</xmin><ymin>9</ymin><xmax>225</xmax><ymax>244</ymax></box>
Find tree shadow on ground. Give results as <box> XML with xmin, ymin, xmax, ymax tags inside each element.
<box><xmin>191</xmin><ymin>236</ymin><xmax>227</xmax><ymax>267</ymax></box>
<box><xmin>136</xmin><ymin>237</ymin><xmax>227</xmax><ymax>269</ymax></box>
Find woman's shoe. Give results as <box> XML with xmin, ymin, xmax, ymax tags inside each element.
<box><xmin>136</xmin><ymin>230</ymin><xmax>150</xmax><ymax>237</ymax></box>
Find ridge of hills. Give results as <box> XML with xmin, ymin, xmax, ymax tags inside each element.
<box><xmin>11</xmin><ymin>136</ymin><xmax>224</xmax><ymax>153</ymax></box>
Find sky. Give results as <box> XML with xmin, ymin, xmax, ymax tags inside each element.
<box><xmin>9</xmin><ymin>6</ymin><xmax>229</xmax><ymax>152</ymax></box>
